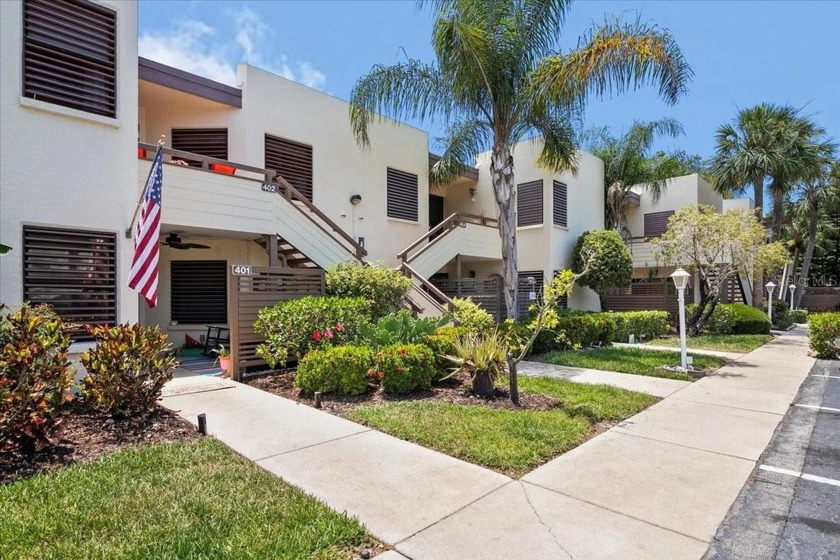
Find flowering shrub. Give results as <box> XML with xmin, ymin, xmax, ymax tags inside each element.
<box><xmin>0</xmin><ymin>303</ymin><xmax>74</xmax><ymax>452</ymax></box>
<box><xmin>295</xmin><ymin>345</ymin><xmax>374</xmax><ymax>395</ymax></box>
<box><xmin>80</xmin><ymin>324</ymin><xmax>176</xmax><ymax>417</ymax></box>
<box><xmin>370</xmin><ymin>344</ymin><xmax>436</xmax><ymax>395</ymax></box>
<box><xmin>255</xmin><ymin>296</ymin><xmax>371</xmax><ymax>367</ymax></box>
<box><xmin>326</xmin><ymin>261</ymin><xmax>412</xmax><ymax>320</ymax></box>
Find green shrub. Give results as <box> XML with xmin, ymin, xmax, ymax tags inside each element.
<box><xmin>792</xmin><ymin>309</ymin><xmax>809</xmax><ymax>323</ymax></box>
<box><xmin>809</xmin><ymin>312</ymin><xmax>840</xmax><ymax>359</ymax></box>
<box><xmin>771</xmin><ymin>300</ymin><xmax>794</xmax><ymax>330</ymax></box>
<box><xmin>609</xmin><ymin>311</ymin><xmax>671</xmax><ymax>342</ymax></box>
<box><xmin>80</xmin><ymin>324</ymin><xmax>176</xmax><ymax>417</ymax></box>
<box><xmin>571</xmin><ymin>230</ymin><xmax>633</xmax><ymax>298</ymax></box>
<box><xmin>357</xmin><ymin>310</ymin><xmax>449</xmax><ymax>349</ymax></box>
<box><xmin>371</xmin><ymin>344</ymin><xmax>436</xmax><ymax>395</ymax></box>
<box><xmin>451</xmin><ymin>297</ymin><xmax>494</xmax><ymax>332</ymax></box>
<box><xmin>688</xmin><ymin>303</ymin><xmax>769</xmax><ymax>335</ymax></box>
<box><xmin>0</xmin><ymin>303</ymin><xmax>74</xmax><ymax>452</ymax></box>
<box><xmin>554</xmin><ymin>313</ymin><xmax>616</xmax><ymax>350</ymax></box>
<box><xmin>295</xmin><ymin>345</ymin><xmax>374</xmax><ymax>395</ymax></box>
<box><xmin>326</xmin><ymin>261</ymin><xmax>412</xmax><ymax>320</ymax></box>
<box><xmin>425</xmin><ymin>326</ymin><xmax>471</xmax><ymax>379</ymax></box>
<box><xmin>255</xmin><ymin>296</ymin><xmax>372</xmax><ymax>367</ymax></box>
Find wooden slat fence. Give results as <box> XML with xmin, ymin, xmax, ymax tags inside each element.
<box><xmin>228</xmin><ymin>267</ymin><xmax>325</xmax><ymax>380</ymax></box>
<box><xmin>800</xmin><ymin>287</ymin><xmax>840</xmax><ymax>311</ymax></box>
<box><xmin>431</xmin><ymin>276</ymin><xmax>504</xmax><ymax>322</ymax></box>
<box><xmin>603</xmin><ymin>279</ymin><xmax>691</xmax><ymax>314</ymax></box>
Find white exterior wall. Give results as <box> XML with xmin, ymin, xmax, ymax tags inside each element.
<box><xmin>0</xmin><ymin>0</ymin><xmax>139</xmax><ymax>324</ymax></box>
<box><xmin>140</xmin><ymin>65</ymin><xmax>431</xmax><ymax>266</ymax></box>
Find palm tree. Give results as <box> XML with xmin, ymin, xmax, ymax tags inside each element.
<box><xmin>349</xmin><ymin>0</ymin><xmax>691</xmax><ymax>323</ymax></box>
<box><xmin>584</xmin><ymin>118</ymin><xmax>701</xmax><ymax>233</ymax></box>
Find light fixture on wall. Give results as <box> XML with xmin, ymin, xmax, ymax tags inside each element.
<box><xmin>350</xmin><ymin>194</ymin><xmax>362</xmax><ymax>205</ymax></box>
<box><xmin>469</xmin><ymin>187</ymin><xmax>477</xmax><ymax>202</ymax></box>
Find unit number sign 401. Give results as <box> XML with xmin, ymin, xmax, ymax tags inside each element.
<box><xmin>231</xmin><ymin>264</ymin><xmax>253</xmax><ymax>276</ymax></box>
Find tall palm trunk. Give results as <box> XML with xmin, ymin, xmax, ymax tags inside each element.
<box><xmin>490</xmin><ymin>142</ymin><xmax>520</xmax><ymax>406</ymax></box>
<box><xmin>772</xmin><ymin>190</ymin><xmax>784</xmax><ymax>240</ymax></box>
<box><xmin>752</xmin><ymin>175</ymin><xmax>765</xmax><ymax>307</ymax></box>
<box><xmin>794</xmin><ymin>196</ymin><xmax>819</xmax><ymax>309</ymax></box>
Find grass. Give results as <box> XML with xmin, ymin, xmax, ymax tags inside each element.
<box><xmin>0</xmin><ymin>439</ymin><xmax>369</xmax><ymax>560</ymax></box>
<box><xmin>348</xmin><ymin>378</ymin><xmax>655</xmax><ymax>477</ymax></box>
<box><xmin>646</xmin><ymin>334</ymin><xmax>773</xmax><ymax>353</ymax></box>
<box><xmin>538</xmin><ymin>347</ymin><xmax>729</xmax><ymax>381</ymax></box>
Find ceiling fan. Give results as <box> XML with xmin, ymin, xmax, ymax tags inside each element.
<box><xmin>160</xmin><ymin>232</ymin><xmax>211</xmax><ymax>250</ymax></box>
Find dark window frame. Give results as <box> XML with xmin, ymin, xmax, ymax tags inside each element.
<box><xmin>170</xmin><ymin>260</ymin><xmax>228</xmax><ymax>325</ymax></box>
<box><xmin>553</xmin><ymin>181</ymin><xmax>568</xmax><ymax>228</ymax></box>
<box><xmin>22</xmin><ymin>224</ymin><xmax>118</xmax><ymax>340</ymax></box>
<box><xmin>22</xmin><ymin>0</ymin><xmax>118</xmax><ymax>118</ymax></box>
<box><xmin>386</xmin><ymin>167</ymin><xmax>419</xmax><ymax>222</ymax></box>
<box><xmin>171</xmin><ymin>128</ymin><xmax>228</xmax><ymax>165</ymax></box>
<box><xmin>265</xmin><ymin>134</ymin><xmax>314</xmax><ymax>201</ymax></box>
<box><xmin>517</xmin><ymin>180</ymin><xmax>543</xmax><ymax>227</ymax></box>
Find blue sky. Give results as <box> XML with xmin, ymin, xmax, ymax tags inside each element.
<box><xmin>139</xmin><ymin>0</ymin><xmax>839</xmax><ymax>160</ymax></box>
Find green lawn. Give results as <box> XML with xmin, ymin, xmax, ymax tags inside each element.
<box><xmin>0</xmin><ymin>439</ymin><xmax>369</xmax><ymax>560</ymax></box>
<box><xmin>348</xmin><ymin>378</ymin><xmax>655</xmax><ymax>477</ymax></box>
<box><xmin>538</xmin><ymin>347</ymin><xmax>729</xmax><ymax>381</ymax></box>
<box><xmin>646</xmin><ymin>334</ymin><xmax>773</xmax><ymax>353</ymax></box>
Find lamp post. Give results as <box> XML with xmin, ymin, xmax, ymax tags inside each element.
<box><xmin>788</xmin><ymin>283</ymin><xmax>796</xmax><ymax>312</ymax></box>
<box><xmin>670</xmin><ymin>268</ymin><xmax>691</xmax><ymax>372</ymax></box>
<box><xmin>766</xmin><ymin>281</ymin><xmax>776</xmax><ymax>324</ymax></box>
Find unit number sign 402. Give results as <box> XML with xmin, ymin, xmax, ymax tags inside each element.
<box><xmin>231</xmin><ymin>264</ymin><xmax>253</xmax><ymax>276</ymax></box>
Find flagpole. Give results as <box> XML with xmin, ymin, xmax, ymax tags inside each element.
<box><xmin>126</xmin><ymin>136</ymin><xmax>165</xmax><ymax>238</ymax></box>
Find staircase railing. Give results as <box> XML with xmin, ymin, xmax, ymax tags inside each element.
<box><xmin>397</xmin><ymin>212</ymin><xmax>498</xmax><ymax>264</ymax></box>
<box><xmin>400</xmin><ymin>262</ymin><xmax>457</xmax><ymax>313</ymax></box>
<box><xmin>139</xmin><ymin>143</ymin><xmax>367</xmax><ymax>262</ymax></box>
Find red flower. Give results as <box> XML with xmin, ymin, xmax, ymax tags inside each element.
<box><xmin>311</xmin><ymin>330</ymin><xmax>322</xmax><ymax>341</ymax></box>
<box><xmin>324</xmin><ymin>329</ymin><xmax>334</xmax><ymax>339</ymax></box>
<box><xmin>335</xmin><ymin>323</ymin><xmax>345</xmax><ymax>333</ymax></box>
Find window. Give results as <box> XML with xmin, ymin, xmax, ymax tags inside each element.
<box><xmin>517</xmin><ymin>180</ymin><xmax>543</xmax><ymax>227</ymax></box>
<box><xmin>22</xmin><ymin>225</ymin><xmax>117</xmax><ymax>340</ymax></box>
<box><xmin>265</xmin><ymin>135</ymin><xmax>313</xmax><ymax>201</ymax></box>
<box><xmin>170</xmin><ymin>261</ymin><xmax>227</xmax><ymax>324</ymax></box>
<box><xmin>171</xmin><ymin>128</ymin><xmax>228</xmax><ymax>165</ymax></box>
<box><xmin>553</xmin><ymin>181</ymin><xmax>568</xmax><ymax>227</ymax></box>
<box><xmin>387</xmin><ymin>168</ymin><xmax>419</xmax><ymax>221</ymax></box>
<box><xmin>644</xmin><ymin>210</ymin><xmax>675</xmax><ymax>237</ymax></box>
<box><xmin>22</xmin><ymin>0</ymin><xmax>117</xmax><ymax>118</ymax></box>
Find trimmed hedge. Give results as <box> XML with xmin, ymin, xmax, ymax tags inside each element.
<box><xmin>372</xmin><ymin>344</ymin><xmax>436</xmax><ymax>395</ymax></box>
<box><xmin>809</xmin><ymin>312</ymin><xmax>840</xmax><ymax>359</ymax></box>
<box><xmin>688</xmin><ymin>303</ymin><xmax>770</xmax><ymax>335</ymax></box>
<box><xmin>609</xmin><ymin>311</ymin><xmax>670</xmax><ymax>342</ymax></box>
<box><xmin>295</xmin><ymin>345</ymin><xmax>374</xmax><ymax>395</ymax></box>
<box><xmin>792</xmin><ymin>309</ymin><xmax>809</xmax><ymax>324</ymax></box>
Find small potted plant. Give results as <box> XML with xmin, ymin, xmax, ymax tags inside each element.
<box><xmin>212</xmin><ymin>344</ymin><xmax>232</xmax><ymax>377</ymax></box>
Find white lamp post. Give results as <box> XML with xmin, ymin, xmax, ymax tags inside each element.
<box><xmin>670</xmin><ymin>268</ymin><xmax>691</xmax><ymax>372</ymax></box>
<box><xmin>766</xmin><ymin>281</ymin><xmax>776</xmax><ymax>323</ymax></box>
<box><xmin>788</xmin><ymin>283</ymin><xmax>796</xmax><ymax>312</ymax></box>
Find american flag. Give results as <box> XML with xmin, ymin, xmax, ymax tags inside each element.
<box><xmin>128</xmin><ymin>146</ymin><xmax>163</xmax><ymax>307</ymax></box>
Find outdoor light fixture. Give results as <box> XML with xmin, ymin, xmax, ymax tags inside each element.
<box><xmin>469</xmin><ymin>187</ymin><xmax>477</xmax><ymax>202</ymax></box>
<box><xmin>670</xmin><ymin>268</ymin><xmax>691</xmax><ymax>372</ymax></box>
<box><xmin>527</xmin><ymin>276</ymin><xmax>537</xmax><ymax>300</ymax></box>
<box><xmin>349</xmin><ymin>194</ymin><xmax>362</xmax><ymax>205</ymax></box>
<box><xmin>788</xmin><ymin>283</ymin><xmax>796</xmax><ymax>312</ymax></box>
<box><xmin>766</xmin><ymin>281</ymin><xmax>776</xmax><ymax>323</ymax></box>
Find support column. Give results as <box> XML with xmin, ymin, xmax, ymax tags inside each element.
<box><xmin>268</xmin><ymin>235</ymin><xmax>278</xmax><ymax>267</ymax></box>
<box><xmin>455</xmin><ymin>254</ymin><xmax>462</xmax><ymax>297</ymax></box>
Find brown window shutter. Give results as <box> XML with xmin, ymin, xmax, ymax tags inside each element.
<box><xmin>22</xmin><ymin>0</ymin><xmax>117</xmax><ymax>118</ymax></box>
<box><xmin>265</xmin><ymin>135</ymin><xmax>314</xmax><ymax>201</ymax></box>
<box><xmin>387</xmin><ymin>168</ymin><xmax>419</xmax><ymax>221</ymax></box>
<box><xmin>22</xmin><ymin>225</ymin><xmax>117</xmax><ymax>340</ymax></box>
<box><xmin>644</xmin><ymin>211</ymin><xmax>675</xmax><ymax>237</ymax></box>
<box><xmin>517</xmin><ymin>180</ymin><xmax>543</xmax><ymax>227</ymax></box>
<box><xmin>171</xmin><ymin>128</ymin><xmax>228</xmax><ymax>165</ymax></box>
<box><xmin>553</xmin><ymin>181</ymin><xmax>568</xmax><ymax>227</ymax></box>
<box><xmin>170</xmin><ymin>261</ymin><xmax>227</xmax><ymax>324</ymax></box>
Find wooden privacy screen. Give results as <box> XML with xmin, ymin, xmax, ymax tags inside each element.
<box><xmin>228</xmin><ymin>266</ymin><xmax>325</xmax><ymax>379</ymax></box>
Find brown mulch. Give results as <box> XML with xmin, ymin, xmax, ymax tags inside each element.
<box><xmin>0</xmin><ymin>404</ymin><xmax>200</xmax><ymax>484</ymax></box>
<box><xmin>246</xmin><ymin>370</ymin><xmax>561</xmax><ymax>419</ymax></box>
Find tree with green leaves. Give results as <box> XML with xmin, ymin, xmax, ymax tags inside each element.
<box><xmin>571</xmin><ymin>229</ymin><xmax>632</xmax><ymax>307</ymax></box>
<box><xmin>654</xmin><ymin>206</ymin><xmax>787</xmax><ymax>335</ymax></box>
<box><xmin>583</xmin><ymin>118</ymin><xmax>702</xmax><ymax>232</ymax></box>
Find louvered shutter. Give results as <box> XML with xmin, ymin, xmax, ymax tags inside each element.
<box><xmin>387</xmin><ymin>168</ymin><xmax>419</xmax><ymax>221</ymax></box>
<box><xmin>517</xmin><ymin>180</ymin><xmax>543</xmax><ymax>227</ymax></box>
<box><xmin>517</xmin><ymin>270</ymin><xmax>545</xmax><ymax>318</ymax></box>
<box><xmin>553</xmin><ymin>181</ymin><xmax>568</xmax><ymax>227</ymax></box>
<box><xmin>23</xmin><ymin>0</ymin><xmax>117</xmax><ymax>118</ymax></box>
<box><xmin>171</xmin><ymin>128</ymin><xmax>228</xmax><ymax>164</ymax></box>
<box><xmin>265</xmin><ymin>135</ymin><xmax>314</xmax><ymax>201</ymax></box>
<box><xmin>644</xmin><ymin>211</ymin><xmax>675</xmax><ymax>237</ymax></box>
<box><xmin>22</xmin><ymin>225</ymin><xmax>117</xmax><ymax>340</ymax></box>
<box><xmin>170</xmin><ymin>261</ymin><xmax>227</xmax><ymax>324</ymax></box>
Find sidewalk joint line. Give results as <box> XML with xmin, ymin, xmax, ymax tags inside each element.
<box><xmin>759</xmin><ymin>465</ymin><xmax>840</xmax><ymax>488</ymax></box>
<box><xmin>794</xmin><ymin>404</ymin><xmax>840</xmax><ymax>413</ymax></box>
<box><xmin>670</xmin><ymin>396</ymin><xmax>785</xmax><ymax>416</ymax></box>
<box><xmin>252</xmin><ymin>429</ymin><xmax>371</xmax><ymax>463</ymax></box>
<box><xmin>521</xmin><ymin>480</ymin><xmax>708</xmax><ymax>545</ymax></box>
<box><xmin>610</xmin><ymin>430</ymin><xmax>757</xmax><ymax>462</ymax></box>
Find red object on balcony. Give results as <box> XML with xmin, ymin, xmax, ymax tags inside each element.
<box><xmin>210</xmin><ymin>163</ymin><xmax>236</xmax><ymax>175</ymax></box>
<box><xmin>137</xmin><ymin>148</ymin><xmax>147</xmax><ymax>158</ymax></box>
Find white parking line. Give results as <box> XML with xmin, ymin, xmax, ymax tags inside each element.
<box><xmin>794</xmin><ymin>404</ymin><xmax>840</xmax><ymax>413</ymax></box>
<box><xmin>811</xmin><ymin>375</ymin><xmax>840</xmax><ymax>380</ymax></box>
<box><xmin>759</xmin><ymin>465</ymin><xmax>840</xmax><ymax>488</ymax></box>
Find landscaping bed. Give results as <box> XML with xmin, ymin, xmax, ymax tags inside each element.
<box><xmin>645</xmin><ymin>334</ymin><xmax>773</xmax><ymax>353</ymax></box>
<box><xmin>247</xmin><ymin>370</ymin><xmax>656</xmax><ymax>477</ymax></box>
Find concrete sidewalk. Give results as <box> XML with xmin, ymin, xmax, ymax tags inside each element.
<box><xmin>614</xmin><ymin>341</ymin><xmax>744</xmax><ymax>361</ymax></box>
<box><xmin>161</xmin><ymin>327</ymin><xmax>813</xmax><ymax>559</ymax></box>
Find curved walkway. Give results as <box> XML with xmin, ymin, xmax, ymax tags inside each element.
<box><xmin>161</xmin><ymin>327</ymin><xmax>813</xmax><ymax>559</ymax></box>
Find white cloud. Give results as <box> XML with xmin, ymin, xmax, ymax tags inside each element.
<box><xmin>138</xmin><ymin>10</ymin><xmax>326</xmax><ymax>90</ymax></box>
